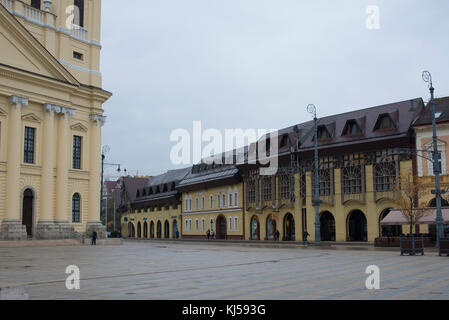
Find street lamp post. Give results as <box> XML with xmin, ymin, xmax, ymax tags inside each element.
<box><xmin>308</xmin><ymin>104</ymin><xmax>321</xmax><ymax>245</ymax></box>
<box><xmin>422</xmin><ymin>71</ymin><xmax>445</xmax><ymax>250</ymax></box>
<box><xmin>100</xmin><ymin>145</ymin><xmax>122</xmax><ymax>232</ymax></box>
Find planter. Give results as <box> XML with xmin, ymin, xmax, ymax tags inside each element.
<box><xmin>400</xmin><ymin>235</ymin><xmax>425</xmax><ymax>256</ymax></box>
<box><xmin>375</xmin><ymin>237</ymin><xmax>401</xmax><ymax>247</ymax></box>
<box><xmin>439</xmin><ymin>238</ymin><xmax>449</xmax><ymax>256</ymax></box>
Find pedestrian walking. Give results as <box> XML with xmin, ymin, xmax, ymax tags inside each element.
<box><xmin>303</xmin><ymin>231</ymin><xmax>310</xmax><ymax>245</ymax></box>
<box><xmin>276</xmin><ymin>230</ymin><xmax>280</xmax><ymax>241</ymax></box>
<box><xmin>206</xmin><ymin>229</ymin><xmax>210</xmax><ymax>240</ymax></box>
<box><xmin>91</xmin><ymin>230</ymin><xmax>97</xmax><ymax>245</ymax></box>
<box><xmin>176</xmin><ymin>230</ymin><xmax>179</xmax><ymax>239</ymax></box>
<box><xmin>211</xmin><ymin>231</ymin><xmax>215</xmax><ymax>240</ymax></box>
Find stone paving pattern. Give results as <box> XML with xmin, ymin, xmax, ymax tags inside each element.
<box><xmin>0</xmin><ymin>240</ymin><xmax>448</xmax><ymax>300</ymax></box>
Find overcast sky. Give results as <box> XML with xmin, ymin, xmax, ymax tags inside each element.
<box><xmin>100</xmin><ymin>0</ymin><xmax>449</xmax><ymax>179</ymax></box>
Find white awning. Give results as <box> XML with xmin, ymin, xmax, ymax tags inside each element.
<box><xmin>380</xmin><ymin>208</ymin><xmax>449</xmax><ymax>226</ymax></box>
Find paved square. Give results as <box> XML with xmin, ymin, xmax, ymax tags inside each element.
<box><xmin>0</xmin><ymin>241</ymin><xmax>448</xmax><ymax>300</ymax></box>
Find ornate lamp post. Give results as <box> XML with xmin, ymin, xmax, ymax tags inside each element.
<box><xmin>422</xmin><ymin>71</ymin><xmax>445</xmax><ymax>249</ymax></box>
<box><xmin>308</xmin><ymin>104</ymin><xmax>321</xmax><ymax>244</ymax></box>
<box><xmin>100</xmin><ymin>145</ymin><xmax>122</xmax><ymax>231</ymax></box>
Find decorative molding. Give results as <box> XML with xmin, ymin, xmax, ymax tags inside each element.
<box><xmin>43</xmin><ymin>103</ymin><xmax>75</xmax><ymax>116</ymax></box>
<box><xmin>22</xmin><ymin>113</ymin><xmax>41</xmax><ymax>123</ymax></box>
<box><xmin>58</xmin><ymin>59</ymin><xmax>102</xmax><ymax>76</ymax></box>
<box><xmin>71</xmin><ymin>122</ymin><xmax>88</xmax><ymax>132</ymax></box>
<box><xmin>90</xmin><ymin>114</ymin><xmax>106</xmax><ymax>125</ymax></box>
<box><xmin>8</xmin><ymin>95</ymin><xmax>28</xmax><ymax>107</ymax></box>
<box><xmin>0</xmin><ymin>107</ymin><xmax>6</xmax><ymax>116</ymax></box>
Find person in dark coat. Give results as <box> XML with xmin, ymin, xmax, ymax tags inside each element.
<box><xmin>91</xmin><ymin>230</ymin><xmax>97</xmax><ymax>245</ymax></box>
<box><xmin>303</xmin><ymin>231</ymin><xmax>310</xmax><ymax>245</ymax></box>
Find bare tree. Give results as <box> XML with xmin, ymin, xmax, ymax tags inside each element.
<box><xmin>393</xmin><ymin>173</ymin><xmax>432</xmax><ymax>235</ymax></box>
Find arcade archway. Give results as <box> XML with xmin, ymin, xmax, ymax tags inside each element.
<box><xmin>347</xmin><ymin>210</ymin><xmax>367</xmax><ymax>241</ymax></box>
<box><xmin>320</xmin><ymin>211</ymin><xmax>336</xmax><ymax>241</ymax></box>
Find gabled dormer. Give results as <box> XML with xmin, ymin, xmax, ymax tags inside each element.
<box><xmin>374</xmin><ymin>112</ymin><xmax>397</xmax><ymax>132</ymax></box>
<box><xmin>342</xmin><ymin>119</ymin><xmax>363</xmax><ymax>137</ymax></box>
<box><xmin>316</xmin><ymin>123</ymin><xmax>335</xmax><ymax>141</ymax></box>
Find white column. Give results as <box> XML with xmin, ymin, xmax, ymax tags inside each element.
<box><xmin>86</xmin><ymin>114</ymin><xmax>107</xmax><ymax>238</ymax></box>
<box><xmin>1</xmin><ymin>96</ymin><xmax>28</xmax><ymax>240</ymax></box>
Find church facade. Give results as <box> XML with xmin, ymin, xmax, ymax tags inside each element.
<box><xmin>0</xmin><ymin>0</ymin><xmax>111</xmax><ymax>240</ymax></box>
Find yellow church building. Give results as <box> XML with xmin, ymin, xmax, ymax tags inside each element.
<box><xmin>0</xmin><ymin>0</ymin><xmax>111</xmax><ymax>240</ymax></box>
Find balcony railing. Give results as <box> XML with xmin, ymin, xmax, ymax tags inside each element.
<box><xmin>1</xmin><ymin>0</ymin><xmax>12</xmax><ymax>10</ymax></box>
<box><xmin>23</xmin><ymin>2</ymin><xmax>44</xmax><ymax>24</ymax></box>
<box><xmin>71</xmin><ymin>23</ymin><xmax>88</xmax><ymax>41</ymax></box>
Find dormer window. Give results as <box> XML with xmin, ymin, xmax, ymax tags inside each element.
<box><xmin>149</xmin><ymin>188</ymin><xmax>153</xmax><ymax>195</ymax></box>
<box><xmin>171</xmin><ymin>182</ymin><xmax>176</xmax><ymax>191</ymax></box>
<box><xmin>280</xmin><ymin>134</ymin><xmax>289</xmax><ymax>148</ymax></box>
<box><xmin>163</xmin><ymin>184</ymin><xmax>168</xmax><ymax>192</ymax></box>
<box><xmin>374</xmin><ymin>114</ymin><xmax>396</xmax><ymax>131</ymax></box>
<box><xmin>156</xmin><ymin>186</ymin><xmax>160</xmax><ymax>194</ymax></box>
<box><xmin>142</xmin><ymin>189</ymin><xmax>147</xmax><ymax>197</ymax></box>
<box><xmin>317</xmin><ymin>126</ymin><xmax>332</xmax><ymax>140</ymax></box>
<box><xmin>136</xmin><ymin>190</ymin><xmax>140</xmax><ymax>198</ymax></box>
<box><xmin>343</xmin><ymin>120</ymin><xmax>362</xmax><ymax>136</ymax></box>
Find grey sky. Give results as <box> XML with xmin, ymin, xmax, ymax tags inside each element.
<box><xmin>100</xmin><ymin>0</ymin><xmax>449</xmax><ymax>179</ymax></box>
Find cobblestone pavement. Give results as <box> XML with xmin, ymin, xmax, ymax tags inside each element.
<box><xmin>0</xmin><ymin>240</ymin><xmax>448</xmax><ymax>300</ymax></box>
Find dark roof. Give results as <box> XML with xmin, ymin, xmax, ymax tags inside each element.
<box><xmin>178</xmin><ymin>165</ymin><xmax>239</xmax><ymax>188</ymax></box>
<box><xmin>104</xmin><ymin>181</ymin><xmax>118</xmax><ymax>195</ymax></box>
<box><xmin>254</xmin><ymin>98</ymin><xmax>424</xmax><ymax>158</ymax></box>
<box><xmin>146</xmin><ymin>167</ymin><xmax>191</xmax><ymax>187</ymax></box>
<box><xmin>121</xmin><ymin>177</ymin><xmax>148</xmax><ymax>202</ymax></box>
<box><xmin>133</xmin><ymin>167</ymin><xmax>190</xmax><ymax>204</ymax></box>
<box><xmin>413</xmin><ymin>96</ymin><xmax>449</xmax><ymax>127</ymax></box>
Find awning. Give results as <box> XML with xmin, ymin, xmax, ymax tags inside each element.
<box><xmin>381</xmin><ymin>208</ymin><xmax>449</xmax><ymax>226</ymax></box>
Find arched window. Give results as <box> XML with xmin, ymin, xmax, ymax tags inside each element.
<box><xmin>222</xmin><ymin>194</ymin><xmax>226</xmax><ymax>208</ymax></box>
<box><xmin>234</xmin><ymin>189</ymin><xmax>238</xmax><ymax>207</ymax></box>
<box><xmin>210</xmin><ymin>195</ymin><xmax>213</xmax><ymax>209</ymax></box>
<box><xmin>228</xmin><ymin>217</ymin><xmax>233</xmax><ymax>232</ymax></box>
<box><xmin>217</xmin><ymin>194</ymin><xmax>221</xmax><ymax>208</ymax></box>
<box><xmin>201</xmin><ymin>218</ymin><xmax>205</xmax><ymax>232</ymax></box>
<box><xmin>195</xmin><ymin>219</ymin><xmax>199</xmax><ymax>232</ymax></box>
<box><xmin>72</xmin><ymin>193</ymin><xmax>81</xmax><ymax>223</ymax></box>
<box><xmin>229</xmin><ymin>193</ymin><xmax>233</xmax><ymax>208</ymax></box>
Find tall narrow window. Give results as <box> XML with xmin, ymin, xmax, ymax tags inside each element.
<box><xmin>31</xmin><ymin>0</ymin><xmax>41</xmax><ymax>9</ymax></box>
<box><xmin>228</xmin><ymin>217</ymin><xmax>233</xmax><ymax>232</ymax></box>
<box><xmin>217</xmin><ymin>195</ymin><xmax>220</xmax><ymax>208</ymax></box>
<box><xmin>222</xmin><ymin>194</ymin><xmax>226</xmax><ymax>208</ymax></box>
<box><xmin>24</xmin><ymin>127</ymin><xmax>35</xmax><ymax>164</ymax></box>
<box><xmin>72</xmin><ymin>193</ymin><xmax>81</xmax><ymax>223</ymax></box>
<box><xmin>234</xmin><ymin>217</ymin><xmax>238</xmax><ymax>232</ymax></box>
<box><xmin>73</xmin><ymin>135</ymin><xmax>82</xmax><ymax>169</ymax></box>
<box><xmin>74</xmin><ymin>0</ymin><xmax>85</xmax><ymax>27</ymax></box>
